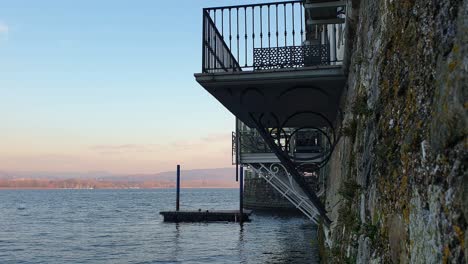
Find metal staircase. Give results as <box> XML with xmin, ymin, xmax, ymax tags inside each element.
<box><xmin>233</xmin><ymin>113</ymin><xmax>336</xmax><ymax>225</ymax></box>
<box><xmin>248</xmin><ymin>115</ymin><xmax>333</xmax><ymax>226</ymax></box>
<box><xmin>247</xmin><ymin>163</ymin><xmax>321</xmax><ymax>223</ymax></box>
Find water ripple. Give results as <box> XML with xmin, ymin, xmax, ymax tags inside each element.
<box><xmin>0</xmin><ymin>189</ymin><xmax>318</xmax><ymax>263</ymax></box>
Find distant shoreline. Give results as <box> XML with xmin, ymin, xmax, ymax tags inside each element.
<box><xmin>0</xmin><ymin>187</ymin><xmax>238</xmax><ymax>190</ymax></box>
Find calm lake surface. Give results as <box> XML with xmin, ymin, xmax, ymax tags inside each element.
<box><xmin>0</xmin><ymin>189</ymin><xmax>318</xmax><ymax>263</ymax></box>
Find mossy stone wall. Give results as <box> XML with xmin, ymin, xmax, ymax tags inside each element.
<box><xmin>322</xmin><ymin>0</ymin><xmax>467</xmax><ymax>262</ymax></box>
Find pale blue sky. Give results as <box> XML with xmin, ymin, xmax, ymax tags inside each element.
<box><xmin>0</xmin><ymin>0</ymin><xmax>278</xmax><ymax>174</ymax></box>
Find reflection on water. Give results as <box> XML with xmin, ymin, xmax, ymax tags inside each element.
<box><xmin>0</xmin><ymin>189</ymin><xmax>318</xmax><ymax>263</ymax></box>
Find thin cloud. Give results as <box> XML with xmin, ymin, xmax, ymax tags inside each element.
<box><xmin>90</xmin><ymin>144</ymin><xmax>155</xmax><ymax>153</ymax></box>
<box><xmin>169</xmin><ymin>140</ymin><xmax>203</xmax><ymax>151</ymax></box>
<box><xmin>0</xmin><ymin>21</ymin><xmax>9</xmax><ymax>34</ymax></box>
<box><xmin>200</xmin><ymin>133</ymin><xmax>231</xmax><ymax>142</ymax></box>
<box><xmin>0</xmin><ymin>21</ymin><xmax>9</xmax><ymax>41</ymax></box>
<box><xmin>90</xmin><ymin>134</ymin><xmax>230</xmax><ymax>155</ymax></box>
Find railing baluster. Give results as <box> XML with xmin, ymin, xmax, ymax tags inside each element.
<box><xmin>237</xmin><ymin>7</ymin><xmax>240</xmax><ymax>64</ymax></box>
<box><xmin>332</xmin><ymin>24</ymin><xmax>337</xmax><ymax>62</ymax></box>
<box><xmin>284</xmin><ymin>3</ymin><xmax>287</xmax><ymax>47</ymax></box>
<box><xmin>229</xmin><ymin>8</ymin><xmax>232</xmax><ymax>68</ymax></box>
<box><xmin>202</xmin><ymin>13</ymin><xmax>205</xmax><ymax>72</ymax></box>
<box><xmin>245</xmin><ymin>7</ymin><xmax>247</xmax><ymax>67</ymax></box>
<box><xmin>260</xmin><ymin>6</ymin><xmax>263</xmax><ymax>48</ymax></box>
<box><xmin>322</xmin><ymin>25</ymin><xmax>326</xmax><ymax>45</ymax></box>
<box><xmin>208</xmin><ymin>16</ymin><xmax>211</xmax><ymax>70</ymax></box>
<box><xmin>207</xmin><ymin>15</ymin><xmax>209</xmax><ymax>71</ymax></box>
<box><xmin>292</xmin><ymin>3</ymin><xmax>295</xmax><ymax>46</ymax></box>
<box><xmin>229</xmin><ymin>8</ymin><xmax>232</xmax><ymax>51</ymax></box>
<box><xmin>213</xmin><ymin>10</ymin><xmax>217</xmax><ymax>69</ymax></box>
<box><xmin>268</xmin><ymin>5</ymin><xmax>271</xmax><ymax>48</ymax></box>
<box><xmin>221</xmin><ymin>9</ymin><xmax>224</xmax><ymax>39</ymax></box>
<box><xmin>252</xmin><ymin>6</ymin><xmax>255</xmax><ymax>50</ymax></box>
<box><xmin>300</xmin><ymin>3</ymin><xmax>303</xmax><ymax>44</ymax></box>
<box><xmin>276</xmin><ymin>4</ymin><xmax>279</xmax><ymax>48</ymax></box>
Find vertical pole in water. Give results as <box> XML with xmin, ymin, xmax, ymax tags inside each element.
<box><xmin>176</xmin><ymin>164</ymin><xmax>180</xmax><ymax>211</ymax></box>
<box><xmin>239</xmin><ymin>165</ymin><xmax>244</xmax><ymax>223</ymax></box>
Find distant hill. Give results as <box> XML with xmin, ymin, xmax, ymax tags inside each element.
<box><xmin>0</xmin><ymin>168</ymin><xmax>238</xmax><ymax>189</ymax></box>
<box><xmin>127</xmin><ymin>167</ymin><xmax>236</xmax><ymax>181</ymax></box>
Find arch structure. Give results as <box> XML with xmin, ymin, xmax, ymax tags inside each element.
<box><xmin>232</xmin><ymin>84</ymin><xmax>341</xmax><ymax>225</ymax></box>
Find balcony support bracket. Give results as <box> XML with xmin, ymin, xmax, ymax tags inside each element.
<box><xmin>248</xmin><ymin>112</ymin><xmax>331</xmax><ymax>225</ymax></box>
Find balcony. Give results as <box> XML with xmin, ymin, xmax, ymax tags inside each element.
<box><xmin>196</xmin><ymin>1</ymin><xmax>347</xmax><ymax>224</ymax></box>
<box><xmin>233</xmin><ymin>120</ymin><xmax>332</xmax><ymax>168</ymax></box>
<box><xmin>195</xmin><ymin>0</ymin><xmax>348</xmax><ymax>130</ymax></box>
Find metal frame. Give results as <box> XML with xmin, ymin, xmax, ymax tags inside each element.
<box><xmin>203</xmin><ymin>11</ymin><xmax>241</xmax><ymax>73</ymax></box>
<box><xmin>253</xmin><ymin>110</ymin><xmax>338</xmax><ymax>171</ymax></box>
<box><xmin>201</xmin><ymin>1</ymin><xmax>344</xmax><ymax>73</ymax></box>
<box><xmin>248</xmin><ymin>163</ymin><xmax>320</xmax><ymax>223</ymax></box>
<box><xmin>249</xmin><ymin>112</ymin><xmax>331</xmax><ymax>225</ymax></box>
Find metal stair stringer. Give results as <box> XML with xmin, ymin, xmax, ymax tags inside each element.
<box><xmin>247</xmin><ymin>163</ymin><xmax>321</xmax><ymax>223</ymax></box>
<box><xmin>249</xmin><ymin>114</ymin><xmax>332</xmax><ymax>226</ymax></box>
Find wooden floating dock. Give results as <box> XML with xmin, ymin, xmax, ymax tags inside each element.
<box><xmin>160</xmin><ymin>210</ymin><xmax>252</xmax><ymax>223</ymax></box>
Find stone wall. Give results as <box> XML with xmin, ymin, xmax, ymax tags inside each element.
<box><xmin>244</xmin><ymin>172</ymin><xmax>296</xmax><ymax>211</ymax></box>
<box><xmin>321</xmin><ymin>0</ymin><xmax>467</xmax><ymax>263</ymax></box>
<box><xmin>243</xmin><ymin>170</ymin><xmax>320</xmax><ymax>212</ymax></box>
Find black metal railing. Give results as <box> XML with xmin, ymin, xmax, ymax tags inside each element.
<box><xmin>233</xmin><ymin>121</ymin><xmax>331</xmax><ymax>167</ymax></box>
<box><xmin>203</xmin><ymin>11</ymin><xmax>241</xmax><ymax>73</ymax></box>
<box><xmin>239</xmin><ymin>131</ymin><xmax>272</xmax><ymax>154</ymax></box>
<box><xmin>202</xmin><ymin>1</ymin><xmax>345</xmax><ymax>73</ymax></box>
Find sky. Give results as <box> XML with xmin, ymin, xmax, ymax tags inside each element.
<box><xmin>0</xmin><ymin>0</ymin><xmax>271</xmax><ymax>175</ymax></box>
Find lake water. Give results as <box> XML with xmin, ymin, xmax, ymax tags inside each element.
<box><xmin>0</xmin><ymin>189</ymin><xmax>319</xmax><ymax>263</ymax></box>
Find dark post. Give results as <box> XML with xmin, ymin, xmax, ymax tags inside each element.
<box><xmin>176</xmin><ymin>165</ymin><xmax>180</xmax><ymax>211</ymax></box>
<box><xmin>235</xmin><ymin>117</ymin><xmax>239</xmax><ymax>182</ymax></box>
<box><xmin>239</xmin><ymin>165</ymin><xmax>244</xmax><ymax>223</ymax></box>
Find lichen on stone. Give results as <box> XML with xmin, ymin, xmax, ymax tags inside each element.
<box><xmin>320</xmin><ymin>0</ymin><xmax>467</xmax><ymax>262</ymax></box>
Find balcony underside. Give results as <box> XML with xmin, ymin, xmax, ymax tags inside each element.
<box><xmin>195</xmin><ymin>65</ymin><xmax>346</xmax><ymax>128</ymax></box>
